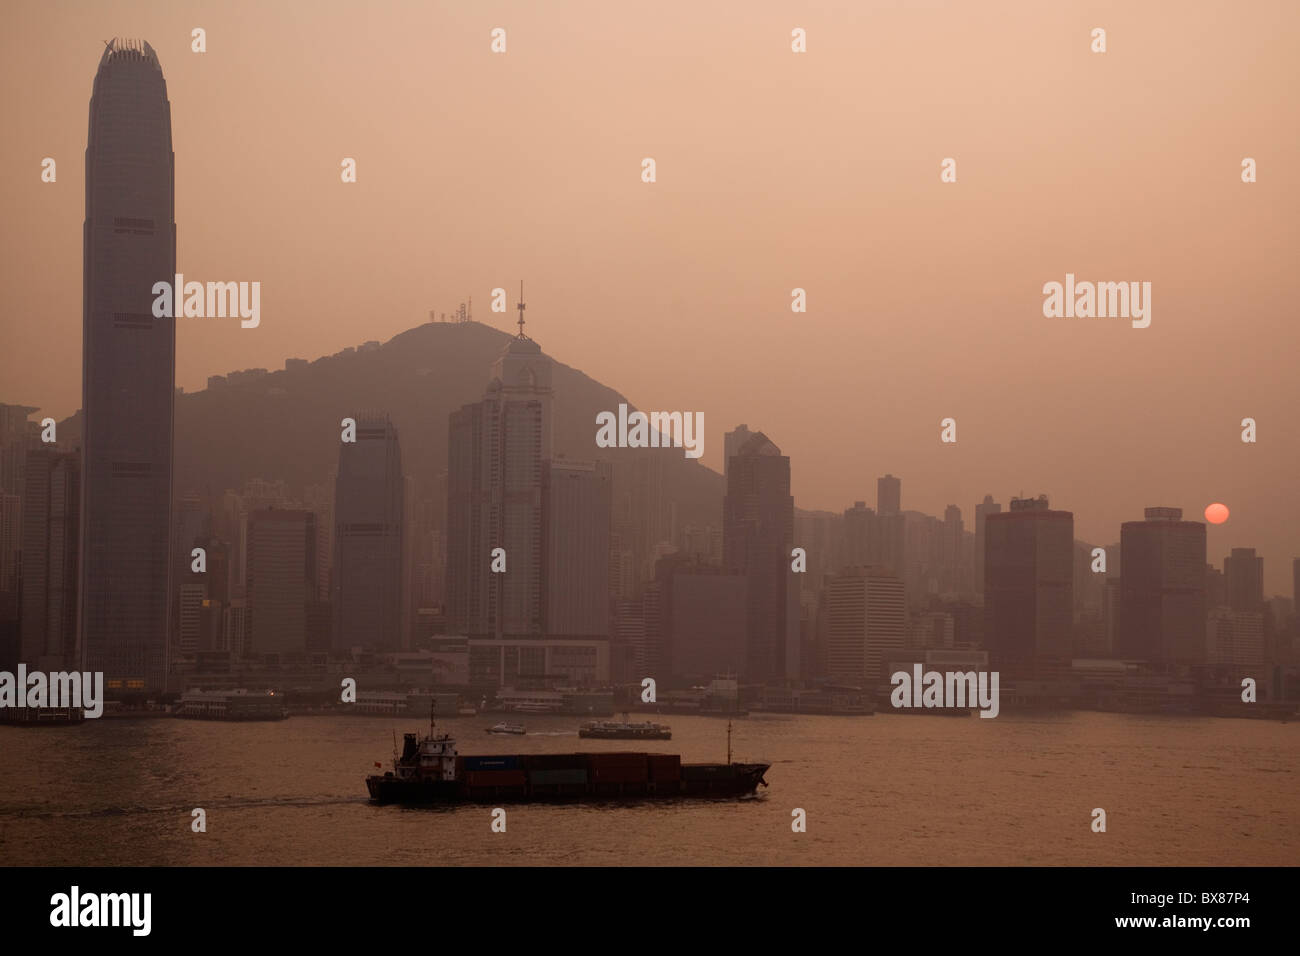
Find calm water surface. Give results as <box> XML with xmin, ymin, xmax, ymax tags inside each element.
<box><xmin>1</xmin><ymin>712</ymin><xmax>1296</xmax><ymax>865</ymax></box>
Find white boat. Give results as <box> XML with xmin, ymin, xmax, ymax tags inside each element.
<box><xmin>485</xmin><ymin>721</ymin><xmax>526</xmax><ymax>735</ymax></box>
<box><xmin>579</xmin><ymin>716</ymin><xmax>671</xmax><ymax>740</ymax></box>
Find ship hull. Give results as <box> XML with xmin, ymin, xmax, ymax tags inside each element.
<box><xmin>366</xmin><ymin>763</ymin><xmax>768</xmax><ymax>805</ymax></box>
<box><xmin>578</xmin><ymin>730</ymin><xmax>671</xmax><ymax>740</ymax></box>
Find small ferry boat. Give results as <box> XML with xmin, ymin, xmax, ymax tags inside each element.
<box><xmin>579</xmin><ymin>715</ymin><xmax>671</xmax><ymax>740</ymax></box>
<box><xmin>175</xmin><ymin>688</ymin><xmax>288</xmax><ymax>721</ymax></box>
<box><xmin>486</xmin><ymin>721</ymin><xmax>526</xmax><ymax>735</ymax></box>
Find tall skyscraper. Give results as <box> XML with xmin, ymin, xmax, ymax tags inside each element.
<box><xmin>1294</xmin><ymin>558</ymin><xmax>1299</xmax><ymax>626</ymax></box>
<box><xmin>984</xmin><ymin>495</ymin><xmax>1074</xmax><ymax>671</ymax></box>
<box><xmin>825</xmin><ymin>565</ymin><xmax>906</xmax><ymax>685</ymax></box>
<box><xmin>19</xmin><ymin>448</ymin><xmax>80</xmax><ymax>671</ymax></box>
<box><xmin>842</xmin><ymin>501</ymin><xmax>874</xmax><ymax>568</ymax></box>
<box><xmin>0</xmin><ymin>404</ymin><xmax>35</xmax><ymax>645</ymax></box>
<box><xmin>652</xmin><ymin>555</ymin><xmax>747</xmax><ymax>681</ymax></box>
<box><xmin>903</xmin><ymin>511</ymin><xmax>942</xmax><ymax>606</ymax></box>
<box><xmin>170</xmin><ymin>491</ymin><xmax>206</xmax><ymax>654</ymax></box>
<box><xmin>246</xmin><ymin>509</ymin><xmax>315</xmax><ymax>657</ymax></box>
<box><xmin>942</xmin><ymin>504</ymin><xmax>965</xmax><ymax>593</ymax></box>
<box><xmin>612</xmin><ymin>452</ymin><xmax>674</xmax><ymax>583</ymax></box>
<box><xmin>724</xmin><ymin>432</ymin><xmax>797</xmax><ymax>681</ymax></box>
<box><xmin>1206</xmin><ymin>607</ymin><xmax>1265</xmax><ymax>671</ymax></box>
<box><xmin>723</xmin><ymin>424</ymin><xmax>754</xmax><ymax>482</ymax></box>
<box><xmin>877</xmin><ymin>474</ymin><xmax>901</xmax><ymax>517</ymax></box>
<box><xmin>79</xmin><ymin>39</ymin><xmax>176</xmax><ymax>692</ymax></box>
<box><xmin>1223</xmin><ymin>547</ymin><xmax>1264</xmax><ymax>613</ymax></box>
<box><xmin>1117</xmin><ymin>507</ymin><xmax>1207</xmax><ymax>665</ymax></box>
<box><xmin>974</xmin><ymin>494</ymin><xmax>1001</xmax><ymax>596</ymax></box>
<box><xmin>1205</xmin><ymin>563</ymin><xmax>1226</xmax><ymax>608</ymax></box>
<box><xmin>543</xmin><ymin>459</ymin><xmax>612</xmax><ymax>638</ymax></box>
<box><xmin>877</xmin><ymin>511</ymin><xmax>905</xmax><ymax>582</ymax></box>
<box><xmin>446</xmin><ymin>321</ymin><xmax>550</xmax><ymax>639</ymax></box>
<box><xmin>332</xmin><ymin>415</ymin><xmax>405</xmax><ymax>652</ymax></box>
<box><xmin>0</xmin><ymin>404</ymin><xmax>39</xmax><ymax>501</ymax></box>
<box><xmin>0</xmin><ymin>492</ymin><xmax>19</xmax><ymax>596</ymax></box>
<box><xmin>493</xmin><ymin>290</ymin><xmax>554</xmax><ymax>460</ymax></box>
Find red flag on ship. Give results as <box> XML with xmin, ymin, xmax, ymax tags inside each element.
<box><xmin>373</xmin><ymin>761</ymin><xmax>382</xmax><ymax>769</ymax></box>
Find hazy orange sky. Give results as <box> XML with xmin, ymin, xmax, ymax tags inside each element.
<box><xmin>3</xmin><ymin>1</ymin><xmax>1298</xmax><ymax>592</ymax></box>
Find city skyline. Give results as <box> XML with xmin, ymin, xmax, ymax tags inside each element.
<box><xmin>2</xmin><ymin>2</ymin><xmax>1297</xmax><ymax>595</ymax></box>
<box><xmin>1</xmin><ymin>5</ymin><xmax>1298</xmax><ymax>894</ymax></box>
<box><xmin>0</xmin><ymin>20</ymin><xmax>1295</xmax><ymax>691</ymax></box>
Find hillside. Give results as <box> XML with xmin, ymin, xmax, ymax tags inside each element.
<box><xmin>158</xmin><ymin>321</ymin><xmax>723</xmax><ymax>522</ymax></box>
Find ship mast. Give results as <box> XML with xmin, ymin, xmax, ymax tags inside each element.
<box><xmin>726</xmin><ymin>719</ymin><xmax>732</xmax><ymax>765</ymax></box>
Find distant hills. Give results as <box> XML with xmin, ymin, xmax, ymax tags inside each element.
<box><xmin>140</xmin><ymin>320</ymin><xmax>722</xmax><ymax>520</ymax></box>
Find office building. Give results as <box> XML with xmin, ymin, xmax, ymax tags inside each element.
<box><xmin>333</xmin><ymin>415</ymin><xmax>405</xmax><ymax>651</ymax></box>
<box><xmin>984</xmin><ymin>495</ymin><xmax>1074</xmax><ymax>670</ymax></box>
<box><xmin>79</xmin><ymin>39</ymin><xmax>177</xmax><ymax>691</ymax></box>
<box><xmin>1117</xmin><ymin>507</ymin><xmax>1207</xmax><ymax>665</ymax></box>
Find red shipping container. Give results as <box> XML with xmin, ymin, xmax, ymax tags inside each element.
<box><xmin>523</xmin><ymin>753</ymin><xmax>588</xmax><ymax>771</ymax></box>
<box><xmin>587</xmin><ymin>753</ymin><xmax>648</xmax><ymax>767</ymax></box>
<box><xmin>592</xmin><ymin>767</ymin><xmax>648</xmax><ymax>784</ymax></box>
<box><xmin>647</xmin><ymin>755</ymin><xmax>681</xmax><ymax>782</ymax></box>
<box><xmin>464</xmin><ymin>770</ymin><xmax>527</xmax><ymax>788</ymax></box>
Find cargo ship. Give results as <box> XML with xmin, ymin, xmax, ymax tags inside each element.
<box><xmin>578</xmin><ymin>716</ymin><xmax>671</xmax><ymax>740</ymax></box>
<box><xmin>366</xmin><ymin>715</ymin><xmax>768</xmax><ymax>804</ymax></box>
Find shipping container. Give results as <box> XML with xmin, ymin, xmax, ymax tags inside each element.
<box><xmin>647</xmin><ymin>755</ymin><xmax>681</xmax><ymax>781</ymax></box>
<box><xmin>591</xmin><ymin>767</ymin><xmax>649</xmax><ymax>784</ymax></box>
<box><xmin>464</xmin><ymin>770</ymin><xmax>527</xmax><ymax>788</ymax></box>
<box><xmin>521</xmin><ymin>753</ymin><xmax>589</xmax><ymax>771</ymax></box>
<box><xmin>528</xmin><ymin>768</ymin><xmax>588</xmax><ymax>786</ymax></box>
<box><xmin>463</xmin><ymin>755</ymin><xmax>521</xmax><ymax>772</ymax></box>
<box><xmin>586</xmin><ymin>752</ymin><xmax>650</xmax><ymax>768</ymax></box>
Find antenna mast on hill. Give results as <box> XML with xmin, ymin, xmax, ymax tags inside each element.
<box><xmin>516</xmin><ymin>280</ymin><xmax>527</xmax><ymax>339</ymax></box>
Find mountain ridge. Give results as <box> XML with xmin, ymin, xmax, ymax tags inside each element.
<box><xmin>131</xmin><ymin>320</ymin><xmax>725</xmax><ymax>523</ymax></box>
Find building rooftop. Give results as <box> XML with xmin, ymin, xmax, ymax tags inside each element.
<box><xmin>98</xmin><ymin>38</ymin><xmax>162</xmax><ymax>71</ymax></box>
